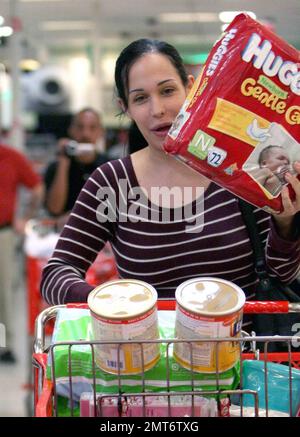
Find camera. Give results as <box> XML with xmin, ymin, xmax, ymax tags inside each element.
<box><xmin>64</xmin><ymin>140</ymin><xmax>78</xmax><ymax>157</ymax></box>
<box><xmin>64</xmin><ymin>141</ymin><xmax>94</xmax><ymax>157</ymax></box>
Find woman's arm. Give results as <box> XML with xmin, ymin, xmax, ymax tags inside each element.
<box><xmin>265</xmin><ymin>163</ymin><xmax>300</xmax><ymax>282</ymax></box>
<box><xmin>45</xmin><ymin>156</ymin><xmax>71</xmax><ymax>215</ymax></box>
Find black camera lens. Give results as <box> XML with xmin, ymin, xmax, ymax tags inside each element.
<box><xmin>64</xmin><ymin>141</ymin><xmax>78</xmax><ymax>157</ymax></box>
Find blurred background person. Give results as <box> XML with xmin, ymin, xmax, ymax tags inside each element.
<box><xmin>44</xmin><ymin>108</ymin><xmax>109</xmax><ymax>221</ymax></box>
<box><xmin>0</xmin><ymin>142</ymin><xmax>44</xmax><ymax>363</ymax></box>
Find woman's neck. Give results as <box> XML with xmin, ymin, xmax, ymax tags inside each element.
<box><xmin>132</xmin><ymin>145</ymin><xmax>211</xmax><ymax>188</ymax></box>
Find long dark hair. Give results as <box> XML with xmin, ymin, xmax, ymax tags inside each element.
<box><xmin>128</xmin><ymin>121</ymin><xmax>148</xmax><ymax>153</ymax></box>
<box><xmin>115</xmin><ymin>38</ymin><xmax>189</xmax><ymax>110</ymax></box>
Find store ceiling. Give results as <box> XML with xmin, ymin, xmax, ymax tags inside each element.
<box><xmin>0</xmin><ymin>0</ymin><xmax>300</xmax><ymax>59</ymax></box>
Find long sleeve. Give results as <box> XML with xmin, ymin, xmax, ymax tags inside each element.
<box><xmin>265</xmin><ymin>219</ymin><xmax>300</xmax><ymax>283</ymax></box>
<box><xmin>253</xmin><ymin>208</ymin><xmax>300</xmax><ymax>284</ymax></box>
<box><xmin>40</xmin><ymin>164</ymin><xmax>117</xmax><ymax>304</ymax></box>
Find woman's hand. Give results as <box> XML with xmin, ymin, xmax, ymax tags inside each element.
<box><xmin>272</xmin><ymin>161</ymin><xmax>300</xmax><ymax>239</ymax></box>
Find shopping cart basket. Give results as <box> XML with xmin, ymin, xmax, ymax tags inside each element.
<box><xmin>32</xmin><ymin>300</ymin><xmax>300</xmax><ymax>417</ymax></box>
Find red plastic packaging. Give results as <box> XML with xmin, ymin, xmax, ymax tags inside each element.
<box><xmin>164</xmin><ymin>13</ymin><xmax>300</xmax><ymax>213</ymax></box>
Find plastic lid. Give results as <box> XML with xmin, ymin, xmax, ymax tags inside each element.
<box><xmin>88</xmin><ymin>279</ymin><xmax>157</xmax><ymax>319</ymax></box>
<box><xmin>175</xmin><ymin>277</ymin><xmax>245</xmax><ymax>316</ymax></box>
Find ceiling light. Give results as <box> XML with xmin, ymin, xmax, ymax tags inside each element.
<box><xmin>40</xmin><ymin>21</ymin><xmax>94</xmax><ymax>31</ymax></box>
<box><xmin>19</xmin><ymin>59</ymin><xmax>41</xmax><ymax>71</ymax></box>
<box><xmin>21</xmin><ymin>0</ymin><xmax>65</xmax><ymax>3</ymax></box>
<box><xmin>219</xmin><ymin>11</ymin><xmax>256</xmax><ymax>23</ymax></box>
<box><xmin>159</xmin><ymin>12</ymin><xmax>219</xmax><ymax>23</ymax></box>
<box><xmin>0</xmin><ymin>26</ymin><xmax>13</xmax><ymax>37</ymax></box>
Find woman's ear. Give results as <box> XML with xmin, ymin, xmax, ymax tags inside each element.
<box><xmin>117</xmin><ymin>98</ymin><xmax>130</xmax><ymax>117</ymax></box>
<box><xmin>186</xmin><ymin>74</ymin><xmax>195</xmax><ymax>93</ymax></box>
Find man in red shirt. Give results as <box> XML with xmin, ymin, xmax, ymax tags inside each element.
<box><xmin>0</xmin><ymin>143</ymin><xmax>44</xmax><ymax>363</ymax></box>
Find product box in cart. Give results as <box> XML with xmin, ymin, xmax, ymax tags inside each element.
<box><xmin>163</xmin><ymin>13</ymin><xmax>300</xmax><ymax>213</ymax></box>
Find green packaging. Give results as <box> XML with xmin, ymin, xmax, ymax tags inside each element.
<box><xmin>47</xmin><ymin>308</ymin><xmax>240</xmax><ymax>413</ymax></box>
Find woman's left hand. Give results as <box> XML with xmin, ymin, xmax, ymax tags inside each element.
<box><xmin>272</xmin><ymin>161</ymin><xmax>300</xmax><ymax>239</ymax></box>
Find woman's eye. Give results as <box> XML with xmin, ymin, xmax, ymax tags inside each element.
<box><xmin>133</xmin><ymin>95</ymin><xmax>146</xmax><ymax>103</ymax></box>
<box><xmin>162</xmin><ymin>87</ymin><xmax>175</xmax><ymax>95</ymax></box>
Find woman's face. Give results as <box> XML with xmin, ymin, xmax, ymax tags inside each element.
<box><xmin>125</xmin><ymin>53</ymin><xmax>193</xmax><ymax>151</ymax></box>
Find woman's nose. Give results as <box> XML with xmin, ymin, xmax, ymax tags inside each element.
<box><xmin>150</xmin><ymin>97</ymin><xmax>165</xmax><ymax>117</ymax></box>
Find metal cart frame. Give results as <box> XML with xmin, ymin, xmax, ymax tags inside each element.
<box><xmin>32</xmin><ymin>301</ymin><xmax>300</xmax><ymax>417</ymax></box>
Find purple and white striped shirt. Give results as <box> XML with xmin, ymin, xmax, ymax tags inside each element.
<box><xmin>41</xmin><ymin>156</ymin><xmax>300</xmax><ymax>313</ymax></box>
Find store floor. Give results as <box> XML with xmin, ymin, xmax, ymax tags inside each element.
<box><xmin>0</xmin><ymin>253</ymin><xmax>31</xmax><ymax>417</ymax></box>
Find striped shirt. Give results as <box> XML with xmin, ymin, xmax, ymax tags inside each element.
<box><xmin>41</xmin><ymin>156</ymin><xmax>300</xmax><ymax>312</ymax></box>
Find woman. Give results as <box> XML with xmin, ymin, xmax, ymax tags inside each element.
<box><xmin>41</xmin><ymin>39</ymin><xmax>300</xmax><ymax>329</ymax></box>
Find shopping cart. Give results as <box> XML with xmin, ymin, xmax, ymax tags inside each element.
<box><xmin>32</xmin><ymin>300</ymin><xmax>300</xmax><ymax>417</ymax></box>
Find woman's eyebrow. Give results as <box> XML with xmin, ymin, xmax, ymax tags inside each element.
<box><xmin>158</xmin><ymin>78</ymin><xmax>176</xmax><ymax>86</ymax></box>
<box><xmin>129</xmin><ymin>88</ymin><xmax>143</xmax><ymax>94</ymax></box>
<box><xmin>129</xmin><ymin>79</ymin><xmax>176</xmax><ymax>94</ymax></box>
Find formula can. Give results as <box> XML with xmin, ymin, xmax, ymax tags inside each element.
<box><xmin>88</xmin><ymin>279</ymin><xmax>160</xmax><ymax>375</ymax></box>
<box><xmin>173</xmin><ymin>277</ymin><xmax>245</xmax><ymax>373</ymax></box>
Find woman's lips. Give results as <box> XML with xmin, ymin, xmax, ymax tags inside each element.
<box><xmin>151</xmin><ymin>125</ymin><xmax>172</xmax><ymax>137</ymax></box>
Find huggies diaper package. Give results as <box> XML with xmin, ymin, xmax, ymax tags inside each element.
<box><xmin>164</xmin><ymin>13</ymin><xmax>300</xmax><ymax>213</ymax></box>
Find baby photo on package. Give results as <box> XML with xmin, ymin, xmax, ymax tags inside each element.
<box><xmin>243</xmin><ymin>122</ymin><xmax>300</xmax><ymax>198</ymax></box>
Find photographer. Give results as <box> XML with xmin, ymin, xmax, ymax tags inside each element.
<box><xmin>44</xmin><ymin>108</ymin><xmax>108</xmax><ymax>219</ymax></box>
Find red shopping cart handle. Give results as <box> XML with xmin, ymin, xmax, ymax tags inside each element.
<box><xmin>67</xmin><ymin>303</ymin><xmax>89</xmax><ymax>309</ymax></box>
<box><xmin>67</xmin><ymin>301</ymin><xmax>177</xmax><ymax>310</ymax></box>
<box><xmin>157</xmin><ymin>300</ymin><xmax>290</xmax><ymax>313</ymax></box>
<box><xmin>158</xmin><ymin>300</ymin><xmax>290</xmax><ymax>313</ymax></box>
<box><xmin>244</xmin><ymin>300</ymin><xmax>289</xmax><ymax>313</ymax></box>
<box><xmin>67</xmin><ymin>300</ymin><xmax>289</xmax><ymax>313</ymax></box>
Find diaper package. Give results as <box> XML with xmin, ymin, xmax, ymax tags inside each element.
<box><xmin>163</xmin><ymin>13</ymin><xmax>300</xmax><ymax>213</ymax></box>
<box><xmin>240</xmin><ymin>360</ymin><xmax>300</xmax><ymax>416</ymax></box>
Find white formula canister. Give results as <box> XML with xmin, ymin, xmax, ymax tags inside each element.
<box><xmin>173</xmin><ymin>277</ymin><xmax>245</xmax><ymax>373</ymax></box>
<box><xmin>88</xmin><ymin>279</ymin><xmax>160</xmax><ymax>375</ymax></box>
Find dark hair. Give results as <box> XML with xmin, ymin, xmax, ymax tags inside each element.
<box><xmin>128</xmin><ymin>121</ymin><xmax>148</xmax><ymax>153</ymax></box>
<box><xmin>258</xmin><ymin>145</ymin><xmax>283</xmax><ymax>166</ymax></box>
<box><xmin>72</xmin><ymin>107</ymin><xmax>102</xmax><ymax>126</ymax></box>
<box><xmin>115</xmin><ymin>38</ymin><xmax>189</xmax><ymax>110</ymax></box>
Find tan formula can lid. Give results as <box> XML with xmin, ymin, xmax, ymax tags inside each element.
<box><xmin>175</xmin><ymin>277</ymin><xmax>245</xmax><ymax>316</ymax></box>
<box><xmin>88</xmin><ymin>279</ymin><xmax>158</xmax><ymax>319</ymax></box>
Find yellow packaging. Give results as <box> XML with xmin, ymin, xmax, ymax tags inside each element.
<box><xmin>88</xmin><ymin>279</ymin><xmax>160</xmax><ymax>375</ymax></box>
<box><xmin>174</xmin><ymin>277</ymin><xmax>245</xmax><ymax>373</ymax></box>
